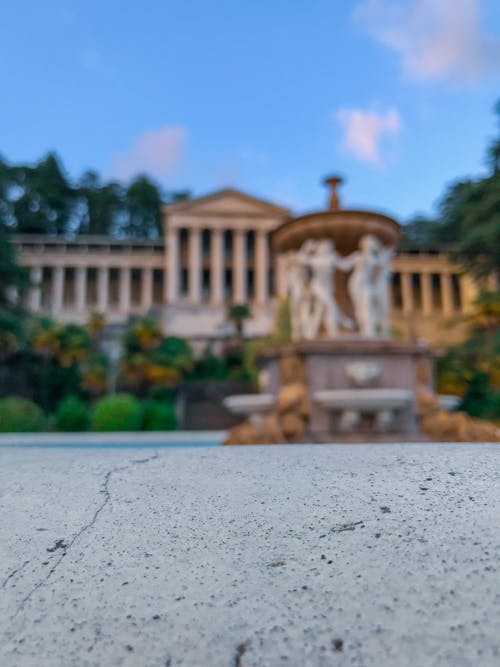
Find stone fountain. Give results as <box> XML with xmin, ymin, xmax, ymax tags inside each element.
<box><xmin>224</xmin><ymin>176</ymin><xmax>434</xmax><ymax>444</ymax></box>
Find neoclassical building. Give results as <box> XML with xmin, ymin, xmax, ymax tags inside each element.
<box><xmin>14</xmin><ymin>186</ymin><xmax>484</xmax><ymax>348</ymax></box>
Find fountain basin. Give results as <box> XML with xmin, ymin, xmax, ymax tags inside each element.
<box><xmin>439</xmin><ymin>394</ymin><xmax>461</xmax><ymax>412</ymax></box>
<box><xmin>272</xmin><ymin>209</ymin><xmax>400</xmax><ymax>255</ymax></box>
<box><xmin>223</xmin><ymin>394</ymin><xmax>274</xmax><ymax>419</ymax></box>
<box><xmin>314</xmin><ymin>388</ymin><xmax>413</xmax><ymax>411</ymax></box>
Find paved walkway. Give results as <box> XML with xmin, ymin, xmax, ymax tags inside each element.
<box><xmin>1</xmin><ymin>443</ymin><xmax>499</xmax><ymax>666</ymax></box>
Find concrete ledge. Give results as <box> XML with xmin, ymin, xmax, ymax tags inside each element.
<box><xmin>3</xmin><ymin>443</ymin><xmax>497</xmax><ymax>665</ymax></box>
<box><xmin>0</xmin><ymin>430</ymin><xmax>226</xmax><ymax>447</ymax></box>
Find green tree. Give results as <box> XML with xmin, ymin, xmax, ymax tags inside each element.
<box><xmin>119</xmin><ymin>319</ymin><xmax>193</xmax><ymax>396</ymax></box>
<box><xmin>0</xmin><ymin>156</ymin><xmax>15</xmax><ymax>228</ymax></box>
<box><xmin>29</xmin><ymin>318</ymin><xmax>92</xmax><ymax>412</ymax></box>
<box><xmin>227</xmin><ymin>303</ymin><xmax>251</xmax><ymax>341</ymax></box>
<box><xmin>0</xmin><ymin>226</ymin><xmax>30</xmax><ymax>316</ymax></box>
<box><xmin>154</xmin><ymin>336</ymin><xmax>193</xmax><ymax>373</ymax></box>
<box><xmin>436</xmin><ymin>289</ymin><xmax>500</xmax><ymax>419</ymax></box>
<box><xmin>398</xmin><ymin>215</ymin><xmax>441</xmax><ymax>251</ymax></box>
<box><xmin>76</xmin><ymin>171</ymin><xmax>123</xmax><ymax>235</ymax></box>
<box><xmin>432</xmin><ymin>102</ymin><xmax>500</xmax><ymax>281</ymax></box>
<box><xmin>487</xmin><ymin>100</ymin><xmax>500</xmax><ymax>174</ymax></box>
<box><xmin>12</xmin><ymin>153</ymin><xmax>74</xmax><ymax>235</ymax></box>
<box><xmin>124</xmin><ymin>175</ymin><xmax>163</xmax><ymax>238</ymax></box>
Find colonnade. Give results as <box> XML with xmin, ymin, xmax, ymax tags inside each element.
<box><xmin>27</xmin><ymin>265</ymin><xmax>161</xmax><ymax>316</ymax></box>
<box><xmin>392</xmin><ymin>264</ymin><xmax>478</xmax><ymax>316</ymax></box>
<box><xmin>165</xmin><ymin>226</ymin><xmax>270</xmax><ymax>305</ymax></box>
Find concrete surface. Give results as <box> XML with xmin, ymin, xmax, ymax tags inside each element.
<box><xmin>0</xmin><ymin>431</ymin><xmax>225</xmax><ymax>447</ymax></box>
<box><xmin>0</xmin><ymin>443</ymin><xmax>499</xmax><ymax>667</ymax></box>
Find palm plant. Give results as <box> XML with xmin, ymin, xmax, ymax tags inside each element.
<box><xmin>227</xmin><ymin>303</ymin><xmax>251</xmax><ymax>341</ymax></box>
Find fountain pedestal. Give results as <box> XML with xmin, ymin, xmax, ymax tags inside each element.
<box><xmin>257</xmin><ymin>339</ymin><xmax>433</xmax><ymax>442</ymax></box>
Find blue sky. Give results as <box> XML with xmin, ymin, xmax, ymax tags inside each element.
<box><xmin>1</xmin><ymin>0</ymin><xmax>499</xmax><ymax>221</ymax></box>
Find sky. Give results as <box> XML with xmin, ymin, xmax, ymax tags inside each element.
<box><xmin>1</xmin><ymin>0</ymin><xmax>499</xmax><ymax>221</ymax></box>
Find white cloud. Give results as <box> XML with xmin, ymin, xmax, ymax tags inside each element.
<box><xmin>112</xmin><ymin>125</ymin><xmax>187</xmax><ymax>181</ymax></box>
<box><xmin>354</xmin><ymin>0</ymin><xmax>500</xmax><ymax>83</ymax></box>
<box><xmin>336</xmin><ymin>107</ymin><xmax>401</xmax><ymax>164</ymax></box>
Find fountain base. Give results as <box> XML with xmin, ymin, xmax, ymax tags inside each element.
<box><xmin>254</xmin><ymin>338</ymin><xmax>433</xmax><ymax>442</ymax></box>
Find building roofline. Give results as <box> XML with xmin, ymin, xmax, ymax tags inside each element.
<box><xmin>163</xmin><ymin>187</ymin><xmax>292</xmax><ymax>216</ymax></box>
<box><xmin>12</xmin><ymin>234</ymin><xmax>164</xmax><ymax>246</ymax></box>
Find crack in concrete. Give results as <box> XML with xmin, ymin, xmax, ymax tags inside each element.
<box><xmin>11</xmin><ymin>452</ymin><xmax>159</xmax><ymax>619</ymax></box>
<box><xmin>1</xmin><ymin>560</ymin><xmax>31</xmax><ymax>590</ymax></box>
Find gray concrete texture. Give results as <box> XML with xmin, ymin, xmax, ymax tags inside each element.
<box><xmin>0</xmin><ymin>443</ymin><xmax>499</xmax><ymax>666</ymax></box>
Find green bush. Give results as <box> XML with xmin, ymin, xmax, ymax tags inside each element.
<box><xmin>459</xmin><ymin>370</ymin><xmax>500</xmax><ymax>420</ymax></box>
<box><xmin>142</xmin><ymin>399</ymin><xmax>177</xmax><ymax>431</ymax></box>
<box><xmin>56</xmin><ymin>395</ymin><xmax>90</xmax><ymax>432</ymax></box>
<box><xmin>191</xmin><ymin>351</ymin><xmax>229</xmax><ymax>380</ymax></box>
<box><xmin>0</xmin><ymin>396</ymin><xmax>45</xmax><ymax>432</ymax></box>
<box><xmin>91</xmin><ymin>393</ymin><xmax>143</xmax><ymax>432</ymax></box>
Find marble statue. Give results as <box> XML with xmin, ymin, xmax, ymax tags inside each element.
<box><xmin>373</xmin><ymin>242</ymin><xmax>394</xmax><ymax>337</ymax></box>
<box><xmin>287</xmin><ymin>239</ymin><xmax>353</xmax><ymax>341</ymax></box>
<box><xmin>286</xmin><ymin>233</ymin><xmax>394</xmax><ymax>341</ymax></box>
<box><xmin>343</xmin><ymin>234</ymin><xmax>393</xmax><ymax>337</ymax></box>
<box><xmin>286</xmin><ymin>250</ymin><xmax>309</xmax><ymax>341</ymax></box>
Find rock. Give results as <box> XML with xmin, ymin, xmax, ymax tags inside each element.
<box><xmin>417</xmin><ymin>384</ymin><xmax>500</xmax><ymax>442</ymax></box>
<box><xmin>224</xmin><ymin>353</ymin><xmax>310</xmax><ymax>445</ymax></box>
<box><xmin>276</xmin><ymin>382</ymin><xmax>310</xmax><ymax>417</ymax></box>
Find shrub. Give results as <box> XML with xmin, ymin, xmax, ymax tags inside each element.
<box><xmin>459</xmin><ymin>370</ymin><xmax>500</xmax><ymax>420</ymax></box>
<box><xmin>91</xmin><ymin>393</ymin><xmax>143</xmax><ymax>432</ymax></box>
<box><xmin>56</xmin><ymin>395</ymin><xmax>90</xmax><ymax>432</ymax></box>
<box><xmin>142</xmin><ymin>399</ymin><xmax>177</xmax><ymax>431</ymax></box>
<box><xmin>0</xmin><ymin>396</ymin><xmax>45</xmax><ymax>432</ymax></box>
<box><xmin>150</xmin><ymin>386</ymin><xmax>175</xmax><ymax>402</ymax></box>
<box><xmin>191</xmin><ymin>351</ymin><xmax>229</xmax><ymax>380</ymax></box>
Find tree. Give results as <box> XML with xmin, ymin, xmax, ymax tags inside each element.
<box><xmin>29</xmin><ymin>318</ymin><xmax>92</xmax><ymax>411</ymax></box>
<box><xmin>227</xmin><ymin>303</ymin><xmax>251</xmax><ymax>341</ymax></box>
<box><xmin>436</xmin><ymin>175</ymin><xmax>500</xmax><ymax>282</ymax></box>
<box><xmin>433</xmin><ymin>101</ymin><xmax>500</xmax><ymax>282</ymax></box>
<box><xmin>76</xmin><ymin>171</ymin><xmax>123</xmax><ymax>236</ymax></box>
<box><xmin>119</xmin><ymin>319</ymin><xmax>193</xmax><ymax>396</ymax></box>
<box><xmin>0</xmin><ymin>226</ymin><xmax>30</xmax><ymax>316</ymax></box>
<box><xmin>436</xmin><ymin>289</ymin><xmax>500</xmax><ymax>419</ymax></box>
<box><xmin>124</xmin><ymin>175</ymin><xmax>163</xmax><ymax>238</ymax></box>
<box><xmin>399</xmin><ymin>100</ymin><xmax>500</xmax><ymax>281</ymax></box>
<box><xmin>487</xmin><ymin>100</ymin><xmax>500</xmax><ymax>174</ymax></box>
<box><xmin>12</xmin><ymin>153</ymin><xmax>74</xmax><ymax>235</ymax></box>
<box><xmin>398</xmin><ymin>215</ymin><xmax>441</xmax><ymax>251</ymax></box>
<box><xmin>0</xmin><ymin>156</ymin><xmax>15</xmax><ymax>228</ymax></box>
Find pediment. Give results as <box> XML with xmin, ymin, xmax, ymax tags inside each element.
<box><xmin>164</xmin><ymin>188</ymin><xmax>290</xmax><ymax>218</ymax></box>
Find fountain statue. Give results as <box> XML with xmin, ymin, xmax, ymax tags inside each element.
<box><xmin>224</xmin><ymin>175</ymin><xmax>436</xmax><ymax>444</ymax></box>
<box><xmin>287</xmin><ymin>233</ymin><xmax>394</xmax><ymax>340</ymax></box>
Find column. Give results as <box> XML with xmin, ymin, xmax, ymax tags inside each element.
<box><xmin>210</xmin><ymin>229</ymin><xmax>224</xmax><ymax>305</ymax></box>
<box><xmin>276</xmin><ymin>254</ymin><xmax>288</xmax><ymax>298</ymax></box>
<box><xmin>75</xmin><ymin>267</ymin><xmax>87</xmax><ymax>312</ymax></box>
<box><xmin>166</xmin><ymin>226</ymin><xmax>179</xmax><ymax>303</ymax></box>
<box><xmin>441</xmin><ymin>272</ymin><xmax>454</xmax><ymax>315</ymax></box>
<box><xmin>141</xmin><ymin>267</ymin><xmax>153</xmax><ymax>312</ymax></box>
<box><xmin>401</xmin><ymin>272</ymin><xmax>413</xmax><ymax>315</ymax></box>
<box><xmin>29</xmin><ymin>266</ymin><xmax>42</xmax><ymax>312</ymax></box>
<box><xmin>97</xmin><ymin>267</ymin><xmax>109</xmax><ymax>313</ymax></box>
<box><xmin>188</xmin><ymin>228</ymin><xmax>201</xmax><ymax>304</ymax></box>
<box><xmin>119</xmin><ymin>267</ymin><xmax>131</xmax><ymax>313</ymax></box>
<box><xmin>51</xmin><ymin>266</ymin><xmax>64</xmax><ymax>315</ymax></box>
<box><xmin>233</xmin><ymin>229</ymin><xmax>246</xmax><ymax>303</ymax></box>
<box><xmin>255</xmin><ymin>231</ymin><xmax>269</xmax><ymax>304</ymax></box>
<box><xmin>459</xmin><ymin>273</ymin><xmax>477</xmax><ymax>314</ymax></box>
<box><xmin>421</xmin><ymin>272</ymin><xmax>433</xmax><ymax>316</ymax></box>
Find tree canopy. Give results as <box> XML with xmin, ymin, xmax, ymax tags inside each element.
<box><xmin>0</xmin><ymin>154</ymin><xmax>189</xmax><ymax>239</ymax></box>
<box><xmin>399</xmin><ymin>100</ymin><xmax>500</xmax><ymax>283</ymax></box>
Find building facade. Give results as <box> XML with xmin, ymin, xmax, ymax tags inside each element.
<box><xmin>14</xmin><ymin>187</ymin><xmax>483</xmax><ymax>348</ymax></box>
